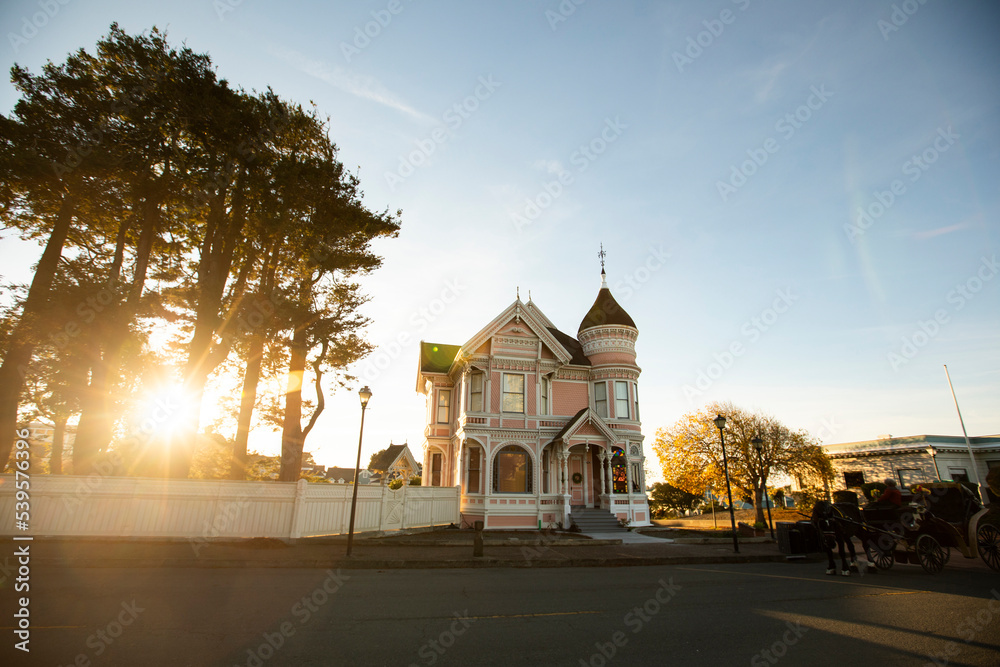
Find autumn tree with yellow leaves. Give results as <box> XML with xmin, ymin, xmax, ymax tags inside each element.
<box><xmin>652</xmin><ymin>401</ymin><xmax>834</xmax><ymax>524</ymax></box>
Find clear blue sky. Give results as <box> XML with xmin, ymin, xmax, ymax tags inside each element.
<box><xmin>2</xmin><ymin>0</ymin><xmax>998</xmax><ymax>471</ymax></box>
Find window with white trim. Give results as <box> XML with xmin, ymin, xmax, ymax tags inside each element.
<box><xmin>594</xmin><ymin>382</ymin><xmax>608</xmax><ymax>418</ymax></box>
<box><xmin>431</xmin><ymin>452</ymin><xmax>442</xmax><ymax>486</ymax></box>
<box><xmin>469</xmin><ymin>372</ymin><xmax>483</xmax><ymax>412</ymax></box>
<box><xmin>436</xmin><ymin>390</ymin><xmax>450</xmax><ymax>423</ymax></box>
<box><xmin>502</xmin><ymin>373</ymin><xmax>524</xmax><ymax>413</ymax></box>
<box><xmin>493</xmin><ymin>445</ymin><xmax>532</xmax><ymax>493</ymax></box>
<box><xmin>467</xmin><ymin>447</ymin><xmax>481</xmax><ymax>494</ymax></box>
<box><xmin>540</xmin><ymin>376</ymin><xmax>550</xmax><ymax>415</ymax></box>
<box><xmin>615</xmin><ymin>381</ymin><xmax>629</xmax><ymax>419</ymax></box>
<box><xmin>633</xmin><ymin>382</ymin><xmax>640</xmax><ymax>421</ymax></box>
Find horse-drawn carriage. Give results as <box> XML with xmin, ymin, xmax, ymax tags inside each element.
<box><xmin>828</xmin><ymin>482</ymin><xmax>1000</xmax><ymax>575</ymax></box>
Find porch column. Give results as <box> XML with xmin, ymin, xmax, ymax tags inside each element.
<box><xmin>484</xmin><ymin>442</ymin><xmax>492</xmax><ymax>495</ymax></box>
<box><xmin>562</xmin><ymin>450</ymin><xmax>570</xmax><ymax>495</ymax></box>
<box><xmin>559</xmin><ymin>447</ymin><xmax>571</xmax><ymax>526</ymax></box>
<box><xmin>606</xmin><ymin>447</ymin><xmax>614</xmax><ymax>502</ymax></box>
<box><xmin>460</xmin><ymin>440</ymin><xmax>467</xmax><ymax>493</ymax></box>
<box><xmin>598</xmin><ymin>450</ymin><xmax>607</xmax><ymax>497</ymax></box>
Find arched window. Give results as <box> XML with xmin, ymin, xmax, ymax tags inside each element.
<box><xmin>493</xmin><ymin>445</ymin><xmax>532</xmax><ymax>493</ymax></box>
<box><xmin>612</xmin><ymin>448</ymin><xmax>627</xmax><ymax>494</ymax></box>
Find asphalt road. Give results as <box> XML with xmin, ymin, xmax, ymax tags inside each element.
<box><xmin>3</xmin><ymin>560</ymin><xmax>999</xmax><ymax>667</ymax></box>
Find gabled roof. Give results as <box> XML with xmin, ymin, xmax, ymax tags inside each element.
<box><xmin>369</xmin><ymin>443</ymin><xmax>419</xmax><ymax>473</ymax></box>
<box><xmin>549</xmin><ymin>407</ymin><xmax>620</xmax><ymax>445</ymax></box>
<box><xmin>456</xmin><ymin>299</ymin><xmax>575</xmax><ymax>369</ymax></box>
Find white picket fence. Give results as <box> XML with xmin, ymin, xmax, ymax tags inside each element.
<box><xmin>0</xmin><ymin>474</ymin><xmax>459</xmax><ymax>540</ymax></box>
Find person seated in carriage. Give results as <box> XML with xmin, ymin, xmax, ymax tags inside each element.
<box><xmin>876</xmin><ymin>478</ymin><xmax>903</xmax><ymax>507</ymax></box>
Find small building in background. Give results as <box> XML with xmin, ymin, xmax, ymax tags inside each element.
<box><xmin>368</xmin><ymin>442</ymin><xmax>420</xmax><ymax>484</ymax></box>
<box><xmin>823</xmin><ymin>434</ymin><xmax>1000</xmax><ymax>494</ymax></box>
<box><xmin>323</xmin><ymin>467</ymin><xmax>374</xmax><ymax>485</ymax></box>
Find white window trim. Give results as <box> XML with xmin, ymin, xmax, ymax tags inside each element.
<box><xmin>594</xmin><ymin>381</ymin><xmax>608</xmax><ymax>418</ymax></box>
<box><xmin>437</xmin><ymin>389</ymin><xmax>451</xmax><ymax>424</ymax></box>
<box><xmin>614</xmin><ymin>380</ymin><xmax>629</xmax><ymax>420</ymax></box>
<box><xmin>502</xmin><ymin>373</ymin><xmax>525</xmax><ymax>414</ymax></box>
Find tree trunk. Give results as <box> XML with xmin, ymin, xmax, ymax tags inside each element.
<box><xmin>50</xmin><ymin>414</ymin><xmax>67</xmax><ymax>475</ymax></box>
<box><xmin>230</xmin><ymin>333</ymin><xmax>263</xmax><ymax>480</ymax></box>
<box><xmin>279</xmin><ymin>326</ymin><xmax>308</xmax><ymax>482</ymax></box>
<box><xmin>174</xmin><ymin>188</ymin><xmax>247</xmax><ymax>478</ymax></box>
<box><xmin>73</xmin><ymin>197</ymin><xmax>158</xmax><ymax>475</ymax></box>
<box><xmin>0</xmin><ymin>194</ymin><xmax>75</xmax><ymax>471</ymax></box>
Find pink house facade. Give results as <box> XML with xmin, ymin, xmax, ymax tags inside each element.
<box><xmin>415</xmin><ymin>270</ymin><xmax>650</xmax><ymax>529</ymax></box>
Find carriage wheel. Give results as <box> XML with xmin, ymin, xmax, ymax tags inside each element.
<box><xmin>977</xmin><ymin>523</ymin><xmax>1000</xmax><ymax>572</ymax></box>
<box><xmin>916</xmin><ymin>534</ymin><xmax>947</xmax><ymax>574</ymax></box>
<box><xmin>865</xmin><ymin>542</ymin><xmax>894</xmax><ymax>570</ymax></box>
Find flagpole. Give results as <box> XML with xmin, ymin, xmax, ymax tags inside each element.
<box><xmin>943</xmin><ymin>365</ymin><xmax>986</xmax><ymax>503</ymax></box>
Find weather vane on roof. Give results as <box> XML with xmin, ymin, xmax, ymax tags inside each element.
<box><xmin>598</xmin><ymin>243</ymin><xmax>607</xmax><ymax>271</ymax></box>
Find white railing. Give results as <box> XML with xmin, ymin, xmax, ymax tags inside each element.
<box><xmin>0</xmin><ymin>475</ymin><xmax>459</xmax><ymax>540</ymax></box>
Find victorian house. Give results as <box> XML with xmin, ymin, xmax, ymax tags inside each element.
<box><xmin>415</xmin><ymin>268</ymin><xmax>650</xmax><ymax>529</ymax></box>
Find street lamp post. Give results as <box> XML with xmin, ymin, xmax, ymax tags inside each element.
<box><xmin>346</xmin><ymin>386</ymin><xmax>372</xmax><ymax>557</ymax></box>
<box><xmin>926</xmin><ymin>446</ymin><xmax>942</xmax><ymax>482</ymax></box>
<box><xmin>713</xmin><ymin>415</ymin><xmax>739</xmax><ymax>553</ymax></box>
<box><xmin>753</xmin><ymin>437</ymin><xmax>774</xmax><ymax>539</ymax></box>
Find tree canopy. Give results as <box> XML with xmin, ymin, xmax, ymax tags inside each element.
<box><xmin>0</xmin><ymin>25</ymin><xmax>400</xmax><ymax>478</ymax></box>
<box><xmin>651</xmin><ymin>401</ymin><xmax>834</xmax><ymax>524</ymax></box>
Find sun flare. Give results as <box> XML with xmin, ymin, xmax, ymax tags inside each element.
<box><xmin>131</xmin><ymin>385</ymin><xmax>200</xmax><ymax>441</ymax></box>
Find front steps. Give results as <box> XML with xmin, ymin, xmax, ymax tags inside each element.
<box><xmin>570</xmin><ymin>507</ymin><xmax>626</xmax><ymax>534</ymax></box>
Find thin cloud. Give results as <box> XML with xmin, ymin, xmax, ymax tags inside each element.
<box><xmin>267</xmin><ymin>45</ymin><xmax>436</xmax><ymax>124</ymax></box>
<box><xmin>914</xmin><ymin>222</ymin><xmax>970</xmax><ymax>240</ymax></box>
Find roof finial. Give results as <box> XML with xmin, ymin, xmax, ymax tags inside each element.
<box><xmin>598</xmin><ymin>244</ymin><xmax>608</xmax><ymax>288</ymax></box>
<box><xmin>516</xmin><ymin>286</ymin><xmax>520</xmax><ymax>301</ymax></box>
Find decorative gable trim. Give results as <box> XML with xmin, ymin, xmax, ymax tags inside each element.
<box><xmin>453</xmin><ymin>300</ymin><xmax>572</xmax><ymax>371</ymax></box>
<box><xmin>551</xmin><ymin>408</ymin><xmax>620</xmax><ymax>446</ymax></box>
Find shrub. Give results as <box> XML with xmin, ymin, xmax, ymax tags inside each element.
<box><xmin>388</xmin><ymin>479</ymin><xmax>403</xmax><ymax>490</ymax></box>
<box><xmin>791</xmin><ymin>486</ymin><xmax>827</xmax><ymax>514</ymax></box>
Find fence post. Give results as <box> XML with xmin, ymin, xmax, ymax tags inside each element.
<box><xmin>378</xmin><ymin>482</ymin><xmax>386</xmax><ymax>532</ymax></box>
<box><xmin>400</xmin><ymin>480</ymin><xmax>408</xmax><ymax>530</ymax></box>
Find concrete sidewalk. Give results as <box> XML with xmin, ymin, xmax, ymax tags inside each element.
<box><xmin>25</xmin><ymin>531</ymin><xmax>799</xmax><ymax>570</ymax></box>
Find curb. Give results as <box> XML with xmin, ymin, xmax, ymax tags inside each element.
<box><xmin>32</xmin><ymin>553</ymin><xmax>793</xmax><ymax>569</ymax></box>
